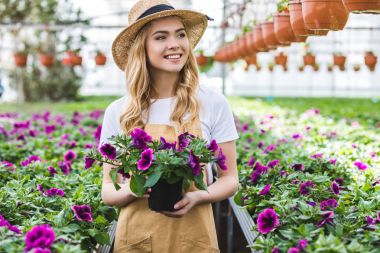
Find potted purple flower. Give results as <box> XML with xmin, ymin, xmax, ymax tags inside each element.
<box><xmin>86</xmin><ymin>128</ymin><xmax>225</xmax><ymax>212</ymax></box>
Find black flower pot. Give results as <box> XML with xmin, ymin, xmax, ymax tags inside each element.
<box><xmin>148</xmin><ymin>178</ymin><xmax>183</xmax><ymax>212</ymax></box>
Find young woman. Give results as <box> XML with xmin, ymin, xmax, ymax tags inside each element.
<box><xmin>99</xmin><ymin>0</ymin><xmax>239</xmax><ymax>251</ymax></box>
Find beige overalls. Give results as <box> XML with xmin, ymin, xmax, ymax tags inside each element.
<box><xmin>113</xmin><ymin>117</ymin><xmax>219</xmax><ymax>252</ymax></box>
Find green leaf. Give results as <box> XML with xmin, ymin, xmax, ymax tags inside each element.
<box><xmin>194</xmin><ymin>175</ymin><xmax>207</xmax><ymax>191</ymax></box>
<box><xmin>130</xmin><ymin>174</ymin><xmax>146</xmax><ymax>197</ymax></box>
<box><xmin>144</xmin><ymin>169</ymin><xmax>163</xmax><ymax>188</ymax></box>
<box><xmin>94</xmin><ymin>232</ymin><xmax>110</xmax><ymax>245</ymax></box>
<box><xmin>234</xmin><ymin>191</ymin><xmax>244</xmax><ymax>206</ymax></box>
<box><xmin>110</xmin><ymin>169</ymin><xmax>121</xmax><ymax>191</ymax></box>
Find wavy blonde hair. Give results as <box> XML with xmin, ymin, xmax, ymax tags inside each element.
<box><xmin>120</xmin><ymin>18</ymin><xmax>200</xmax><ymax>135</ymax></box>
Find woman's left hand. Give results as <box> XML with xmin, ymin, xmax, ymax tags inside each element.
<box><xmin>161</xmin><ymin>191</ymin><xmax>202</xmax><ymax>218</ymax></box>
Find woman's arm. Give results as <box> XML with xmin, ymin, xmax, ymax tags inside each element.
<box><xmin>162</xmin><ymin>140</ymin><xmax>238</xmax><ymax>217</ymax></box>
<box><xmin>101</xmin><ymin>163</ymin><xmax>141</xmax><ymax>207</ymax></box>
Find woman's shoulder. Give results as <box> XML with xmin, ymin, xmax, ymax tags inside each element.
<box><xmin>198</xmin><ymin>84</ymin><xmax>229</xmax><ymax>107</ymax></box>
<box><xmin>104</xmin><ymin>95</ymin><xmax>128</xmax><ymax>116</ymax></box>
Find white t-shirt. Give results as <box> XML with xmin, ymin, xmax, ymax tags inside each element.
<box><xmin>99</xmin><ymin>85</ymin><xmax>239</xmax><ymax>184</ymax></box>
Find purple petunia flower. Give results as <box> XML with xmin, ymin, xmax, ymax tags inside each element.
<box><xmin>84</xmin><ymin>144</ymin><xmax>94</xmax><ymax>149</ymax></box>
<box><xmin>207</xmin><ymin>139</ymin><xmax>218</xmax><ymax>152</ymax></box>
<box><xmin>298</xmin><ymin>239</ymin><xmax>308</xmax><ymax>250</ymax></box>
<box><xmin>263</xmin><ymin>144</ymin><xmax>276</xmax><ymax>154</ymax></box>
<box><xmin>257</xmin><ymin>208</ymin><xmax>279</xmax><ymax>234</ymax></box>
<box><xmin>178</xmin><ymin>132</ymin><xmax>192</xmax><ymax>150</ymax></box>
<box><xmin>71</xmin><ymin>205</ymin><xmax>93</xmax><ymax>222</ymax></box>
<box><xmin>25</xmin><ymin>224</ymin><xmax>55</xmax><ymax>252</ymax></box>
<box><xmin>188</xmin><ymin>150</ymin><xmax>202</xmax><ymax>176</ymax></box>
<box><xmin>241</xmin><ymin>123</ymin><xmax>249</xmax><ymax>132</ymax></box>
<box><xmin>99</xmin><ymin>143</ymin><xmax>117</xmax><ymax>160</ymax></box>
<box><xmin>247</xmin><ymin>157</ymin><xmax>255</xmax><ymax>166</ymax></box>
<box><xmin>316</xmin><ymin>211</ymin><xmax>334</xmax><ymax>227</ymax></box>
<box><xmin>250</xmin><ymin>171</ymin><xmax>261</xmax><ymax>185</ymax></box>
<box><xmin>216</xmin><ymin>149</ymin><xmax>227</xmax><ymax>171</ymax></box>
<box><xmin>0</xmin><ymin>214</ymin><xmax>21</xmax><ymax>234</ymax></box>
<box><xmin>331</xmin><ymin>181</ymin><xmax>340</xmax><ymax>195</ymax></box>
<box><xmin>330</xmin><ymin>159</ymin><xmax>337</xmax><ymax>165</ymax></box>
<box><xmin>58</xmin><ymin>160</ymin><xmax>71</xmax><ymax>175</ymax></box>
<box><xmin>255</xmin><ymin>162</ymin><xmax>268</xmax><ymax>174</ymax></box>
<box><xmin>272</xmin><ymin>246</ymin><xmax>279</xmax><ymax>253</ymax></box>
<box><xmin>320</xmin><ymin>198</ymin><xmax>338</xmax><ymax>210</ymax></box>
<box><xmin>93</xmin><ymin>125</ymin><xmax>102</xmax><ymax>143</ymax></box>
<box><xmin>306</xmin><ymin>201</ymin><xmax>317</xmax><ymax>207</ymax></box>
<box><xmin>117</xmin><ymin>168</ymin><xmax>130</xmax><ymax>179</ymax></box>
<box><xmin>288</xmin><ymin>247</ymin><xmax>300</xmax><ymax>253</ymax></box>
<box><xmin>354</xmin><ymin>161</ymin><xmax>368</xmax><ymax>170</ymax></box>
<box><xmin>47</xmin><ymin>166</ymin><xmax>57</xmax><ymax>176</ymax></box>
<box><xmin>44</xmin><ymin>125</ymin><xmax>56</xmax><ymax>135</ymax></box>
<box><xmin>37</xmin><ymin>184</ymin><xmax>45</xmax><ymax>194</ymax></box>
<box><xmin>259</xmin><ymin>184</ymin><xmax>271</xmax><ymax>195</ymax></box>
<box><xmin>130</xmin><ymin>128</ymin><xmax>152</xmax><ymax>149</ymax></box>
<box><xmin>44</xmin><ymin>188</ymin><xmax>65</xmax><ymax>197</ymax></box>
<box><xmin>335</xmin><ymin>178</ymin><xmax>344</xmax><ymax>186</ymax></box>
<box><xmin>159</xmin><ymin>137</ymin><xmax>176</xmax><ymax>150</ymax></box>
<box><xmin>33</xmin><ymin>248</ymin><xmax>51</xmax><ymax>253</ymax></box>
<box><xmin>292</xmin><ymin>163</ymin><xmax>304</xmax><ymax>171</ymax></box>
<box><xmin>292</xmin><ymin>133</ymin><xmax>302</xmax><ymax>140</ymax></box>
<box><xmin>366</xmin><ymin>216</ymin><xmax>375</xmax><ymax>225</ymax></box>
<box><xmin>299</xmin><ymin>180</ymin><xmax>315</xmax><ymax>196</ymax></box>
<box><xmin>310</xmin><ymin>153</ymin><xmax>323</xmax><ymax>159</ymax></box>
<box><xmin>267</xmin><ymin>160</ymin><xmax>279</xmax><ymax>168</ymax></box>
<box><xmin>63</xmin><ymin>150</ymin><xmax>76</xmax><ymax>162</ymax></box>
<box><xmin>137</xmin><ymin>148</ymin><xmax>154</xmax><ymax>171</ymax></box>
<box><xmin>84</xmin><ymin>157</ymin><xmax>95</xmax><ymax>170</ymax></box>
<box><xmin>257</xmin><ymin>141</ymin><xmax>264</xmax><ymax>149</ymax></box>
<box><xmin>2</xmin><ymin>161</ymin><xmax>15</xmax><ymax>172</ymax></box>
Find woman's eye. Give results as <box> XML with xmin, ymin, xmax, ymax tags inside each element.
<box><xmin>155</xmin><ymin>36</ymin><xmax>165</xmax><ymax>40</ymax></box>
<box><xmin>179</xmin><ymin>33</ymin><xmax>186</xmax><ymax>38</ymax></box>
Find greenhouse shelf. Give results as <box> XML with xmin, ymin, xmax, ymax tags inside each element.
<box><xmin>228</xmin><ymin>197</ymin><xmax>257</xmax><ymax>253</ymax></box>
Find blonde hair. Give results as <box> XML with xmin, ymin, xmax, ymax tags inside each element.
<box><xmin>120</xmin><ymin>18</ymin><xmax>200</xmax><ymax>135</ymax></box>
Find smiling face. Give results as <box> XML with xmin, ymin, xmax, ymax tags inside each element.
<box><xmin>146</xmin><ymin>16</ymin><xmax>190</xmax><ymax>75</ymax></box>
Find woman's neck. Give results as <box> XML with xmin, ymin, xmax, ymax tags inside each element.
<box><xmin>151</xmin><ymin>71</ymin><xmax>179</xmax><ymax>99</ymax></box>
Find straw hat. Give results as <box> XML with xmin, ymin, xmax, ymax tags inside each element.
<box><xmin>112</xmin><ymin>0</ymin><xmax>212</xmax><ymax>71</ymax></box>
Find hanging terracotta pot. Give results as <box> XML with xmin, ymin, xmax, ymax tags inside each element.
<box><xmin>261</xmin><ymin>22</ymin><xmax>280</xmax><ymax>49</ymax></box>
<box><xmin>246</xmin><ymin>31</ymin><xmax>258</xmax><ymax>54</ymax></box>
<box><xmin>245</xmin><ymin>53</ymin><xmax>257</xmax><ymax>65</ymax></box>
<box><xmin>39</xmin><ymin>54</ymin><xmax>55</xmax><ymax>67</ymax></box>
<box><xmin>303</xmin><ymin>53</ymin><xmax>316</xmax><ymax>66</ymax></box>
<box><xmin>13</xmin><ymin>53</ymin><xmax>28</xmax><ymax>67</ymax></box>
<box><xmin>70</xmin><ymin>55</ymin><xmax>82</xmax><ymax>66</ymax></box>
<box><xmin>95</xmin><ymin>53</ymin><xmax>107</xmax><ymax>66</ymax></box>
<box><xmin>275</xmin><ymin>52</ymin><xmax>288</xmax><ymax>67</ymax></box>
<box><xmin>237</xmin><ymin>36</ymin><xmax>250</xmax><ymax>58</ymax></box>
<box><xmin>342</xmin><ymin>0</ymin><xmax>380</xmax><ymax>14</ymax></box>
<box><xmin>364</xmin><ymin>51</ymin><xmax>377</xmax><ymax>71</ymax></box>
<box><xmin>196</xmin><ymin>52</ymin><xmax>208</xmax><ymax>66</ymax></box>
<box><xmin>333</xmin><ymin>54</ymin><xmax>346</xmax><ymax>68</ymax></box>
<box><xmin>253</xmin><ymin>25</ymin><xmax>269</xmax><ymax>52</ymax></box>
<box><xmin>302</xmin><ymin>0</ymin><xmax>349</xmax><ymax>31</ymax></box>
<box><xmin>274</xmin><ymin>11</ymin><xmax>296</xmax><ymax>45</ymax></box>
<box><xmin>308</xmin><ymin>29</ymin><xmax>329</xmax><ymax>36</ymax></box>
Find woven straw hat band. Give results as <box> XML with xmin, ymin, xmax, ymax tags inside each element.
<box><xmin>129</xmin><ymin>0</ymin><xmax>174</xmax><ymax>24</ymax></box>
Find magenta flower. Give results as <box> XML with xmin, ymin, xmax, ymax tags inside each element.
<box><xmin>44</xmin><ymin>188</ymin><xmax>65</xmax><ymax>197</ymax></box>
<box><xmin>93</xmin><ymin>125</ymin><xmax>102</xmax><ymax>143</ymax></box>
<box><xmin>292</xmin><ymin>133</ymin><xmax>302</xmax><ymax>140</ymax></box>
<box><xmin>354</xmin><ymin>161</ymin><xmax>368</xmax><ymax>170</ymax></box>
<box><xmin>33</xmin><ymin>248</ymin><xmax>51</xmax><ymax>253</ymax></box>
<box><xmin>330</xmin><ymin>159</ymin><xmax>337</xmax><ymax>165</ymax></box>
<box><xmin>71</xmin><ymin>205</ymin><xmax>93</xmax><ymax>222</ymax></box>
<box><xmin>320</xmin><ymin>198</ymin><xmax>338</xmax><ymax>210</ymax></box>
<box><xmin>272</xmin><ymin>246</ymin><xmax>279</xmax><ymax>253</ymax></box>
<box><xmin>159</xmin><ymin>137</ymin><xmax>176</xmax><ymax>150</ymax></box>
<box><xmin>89</xmin><ymin>109</ymin><xmax>103</xmax><ymax>120</ymax></box>
<box><xmin>130</xmin><ymin>128</ymin><xmax>152</xmax><ymax>149</ymax></box>
<box><xmin>292</xmin><ymin>163</ymin><xmax>304</xmax><ymax>171</ymax></box>
<box><xmin>254</xmin><ymin>162</ymin><xmax>268</xmax><ymax>174</ymax></box>
<box><xmin>2</xmin><ymin>161</ymin><xmax>15</xmax><ymax>172</ymax></box>
<box><xmin>331</xmin><ymin>181</ymin><xmax>340</xmax><ymax>195</ymax></box>
<box><xmin>267</xmin><ymin>160</ymin><xmax>279</xmax><ymax>168</ymax></box>
<box><xmin>37</xmin><ymin>184</ymin><xmax>44</xmax><ymax>194</ymax></box>
<box><xmin>310</xmin><ymin>153</ymin><xmax>323</xmax><ymax>159</ymax></box>
<box><xmin>84</xmin><ymin>157</ymin><xmax>95</xmax><ymax>169</ymax></box>
<box><xmin>48</xmin><ymin>166</ymin><xmax>57</xmax><ymax>176</ymax></box>
<box><xmin>58</xmin><ymin>160</ymin><xmax>71</xmax><ymax>175</ymax></box>
<box><xmin>250</xmin><ymin>171</ymin><xmax>261</xmax><ymax>185</ymax></box>
<box><xmin>137</xmin><ymin>148</ymin><xmax>154</xmax><ymax>171</ymax></box>
<box><xmin>259</xmin><ymin>184</ymin><xmax>271</xmax><ymax>195</ymax></box>
<box><xmin>188</xmin><ymin>150</ymin><xmax>202</xmax><ymax>176</ymax></box>
<box><xmin>247</xmin><ymin>157</ymin><xmax>255</xmax><ymax>166</ymax></box>
<box><xmin>207</xmin><ymin>139</ymin><xmax>218</xmax><ymax>152</ymax></box>
<box><xmin>335</xmin><ymin>177</ymin><xmax>344</xmax><ymax>186</ymax></box>
<box><xmin>366</xmin><ymin>216</ymin><xmax>375</xmax><ymax>225</ymax></box>
<box><xmin>263</xmin><ymin>144</ymin><xmax>276</xmax><ymax>154</ymax></box>
<box><xmin>99</xmin><ymin>143</ymin><xmax>117</xmax><ymax>160</ymax></box>
<box><xmin>63</xmin><ymin>150</ymin><xmax>76</xmax><ymax>162</ymax></box>
<box><xmin>299</xmin><ymin>180</ymin><xmax>315</xmax><ymax>196</ymax></box>
<box><xmin>316</xmin><ymin>211</ymin><xmax>334</xmax><ymax>227</ymax></box>
<box><xmin>241</xmin><ymin>123</ymin><xmax>249</xmax><ymax>132</ymax></box>
<box><xmin>25</xmin><ymin>224</ymin><xmax>55</xmax><ymax>252</ymax></box>
<box><xmin>306</xmin><ymin>201</ymin><xmax>317</xmax><ymax>207</ymax></box>
<box><xmin>44</xmin><ymin>125</ymin><xmax>55</xmax><ymax>135</ymax></box>
<box><xmin>0</xmin><ymin>214</ymin><xmax>21</xmax><ymax>234</ymax></box>
<box><xmin>178</xmin><ymin>132</ymin><xmax>193</xmax><ymax>150</ymax></box>
<box><xmin>288</xmin><ymin>247</ymin><xmax>300</xmax><ymax>253</ymax></box>
<box><xmin>257</xmin><ymin>208</ymin><xmax>279</xmax><ymax>234</ymax></box>
<box><xmin>298</xmin><ymin>239</ymin><xmax>308</xmax><ymax>250</ymax></box>
<box><xmin>217</xmin><ymin>149</ymin><xmax>228</xmax><ymax>171</ymax></box>
<box><xmin>117</xmin><ymin>168</ymin><xmax>130</xmax><ymax>179</ymax></box>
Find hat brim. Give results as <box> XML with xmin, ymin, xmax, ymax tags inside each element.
<box><xmin>112</xmin><ymin>9</ymin><xmax>208</xmax><ymax>71</ymax></box>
